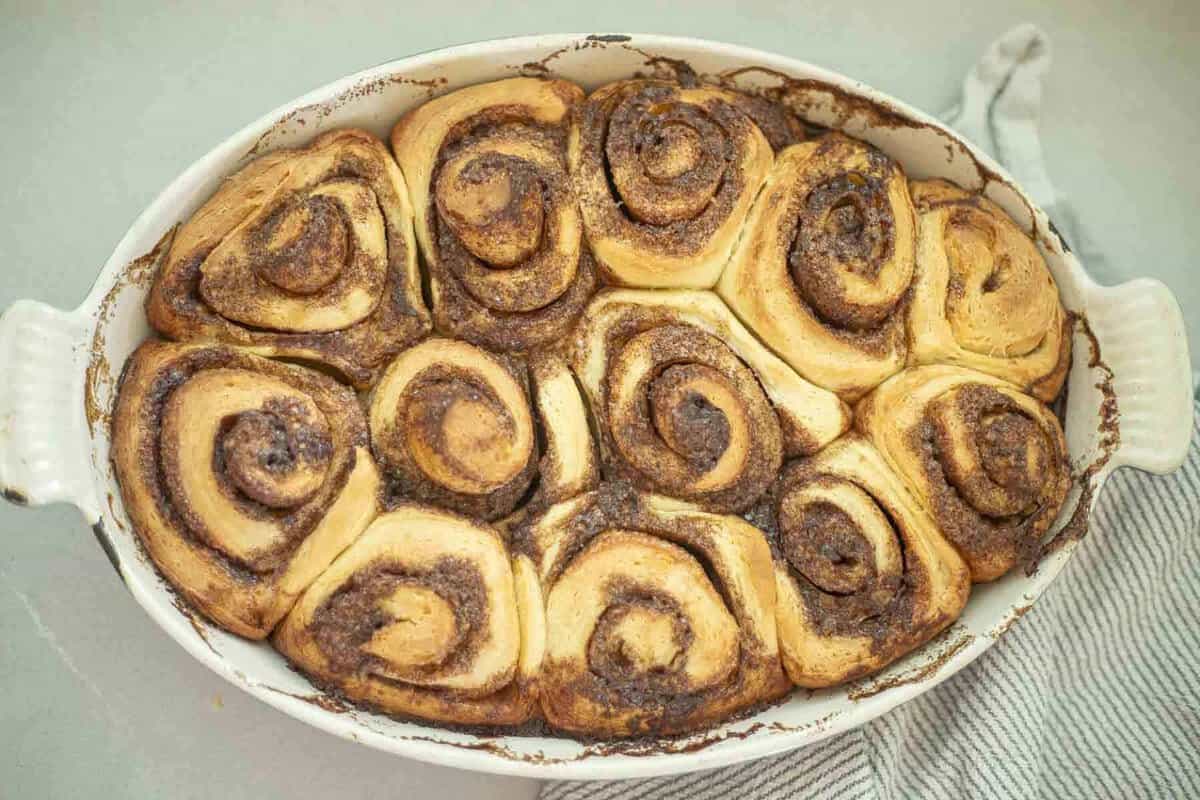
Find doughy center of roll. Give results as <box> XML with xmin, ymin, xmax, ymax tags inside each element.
<box><xmin>363</xmin><ymin>585</ymin><xmax>460</xmax><ymax>669</ymax></box>
<box><xmin>369</xmin><ymin>339</ymin><xmax>537</xmax><ymax>515</ymax></box>
<box><xmin>979</xmin><ymin>410</ymin><xmax>1047</xmax><ymax>501</ymax></box>
<box><xmin>221</xmin><ymin>403</ymin><xmax>331</xmax><ymax>508</ymax></box>
<box><xmin>199</xmin><ymin>178</ymin><xmax>387</xmax><ymax>333</ymax></box>
<box><xmin>827</xmin><ymin>196</ymin><xmax>866</xmax><ymax>237</ymax></box>
<box><xmin>607</xmin><ymin>91</ymin><xmax>727</xmax><ymax>225</ymax></box>
<box><xmin>309</xmin><ymin>546</ymin><xmax>514</xmax><ymax>696</ymax></box>
<box><xmin>437</xmin><ymin>153</ymin><xmax>545</xmax><ymax>268</ymax></box>
<box><xmin>648</xmin><ymin>365</ymin><xmax>734</xmax><ymax>471</ymax></box>
<box><xmin>256</xmin><ymin>195</ymin><xmax>349</xmax><ymax>294</ymax></box>
<box><xmin>607</xmin><ymin>324</ymin><xmax>771</xmax><ymax>499</ymax></box>
<box><xmin>641</xmin><ymin>121</ymin><xmax>703</xmax><ymax>181</ymax></box>
<box><xmin>792</xmin><ymin>171</ymin><xmax>900</xmax><ymax>330</ymax></box>
<box><xmin>588</xmin><ymin>602</ymin><xmax>686</xmax><ymax>677</ymax></box>
<box><xmin>402</xmin><ymin>377</ymin><xmax>529</xmax><ymax>495</ymax></box>
<box><xmin>548</xmin><ymin>531</ymin><xmax>739</xmax><ymax>694</ymax></box>
<box><xmin>778</xmin><ymin>481</ymin><xmax>903</xmax><ymax>598</ymax></box>
<box><xmin>932</xmin><ymin>385</ymin><xmax>1051</xmax><ymax>517</ymax></box>
<box><xmin>158</xmin><ymin>369</ymin><xmax>334</xmax><ymax>568</ymax></box>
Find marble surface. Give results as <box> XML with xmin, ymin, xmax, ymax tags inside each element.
<box><xmin>1</xmin><ymin>1</ymin><xmax>1196</xmax><ymax>797</ymax></box>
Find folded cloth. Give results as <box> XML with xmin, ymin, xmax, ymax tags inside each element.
<box><xmin>543</xmin><ymin>26</ymin><xmax>1200</xmax><ymax>800</ymax></box>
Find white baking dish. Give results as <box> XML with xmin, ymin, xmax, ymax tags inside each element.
<box><xmin>0</xmin><ymin>34</ymin><xmax>1191</xmax><ymax>781</ymax></box>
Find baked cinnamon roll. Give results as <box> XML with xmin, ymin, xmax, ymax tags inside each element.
<box><xmin>390</xmin><ymin>78</ymin><xmax>597</xmax><ymax>351</ymax></box>
<box><xmin>767</xmin><ymin>438</ymin><xmax>970</xmax><ymax>688</ymax></box>
<box><xmin>147</xmin><ymin>129</ymin><xmax>430</xmax><ymax>388</ymax></box>
<box><xmin>570</xmin><ymin>80</ymin><xmax>775</xmax><ymax>288</ymax></box>
<box><xmin>274</xmin><ymin>505</ymin><xmax>542</xmax><ymax>725</ymax></box>
<box><xmin>907</xmin><ymin>180</ymin><xmax>1071</xmax><ymax>402</ymax></box>
<box><xmin>368</xmin><ymin>338</ymin><xmax>597</xmax><ymax>521</ymax></box>
<box><xmin>856</xmin><ymin>366</ymin><xmax>1071</xmax><ymax>582</ymax></box>
<box><xmin>717</xmin><ymin>133</ymin><xmax>917</xmax><ymax>399</ymax></box>
<box><xmin>110</xmin><ymin>341</ymin><xmax>380</xmax><ymax>638</ymax></box>
<box><xmin>570</xmin><ymin>289</ymin><xmax>851</xmax><ymax>513</ymax></box>
<box><xmin>519</xmin><ymin>486</ymin><xmax>789</xmax><ymax>737</ymax></box>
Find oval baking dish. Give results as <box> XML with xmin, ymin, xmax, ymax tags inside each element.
<box><xmin>0</xmin><ymin>34</ymin><xmax>1191</xmax><ymax>780</ymax></box>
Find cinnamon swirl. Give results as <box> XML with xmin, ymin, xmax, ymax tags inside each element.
<box><xmin>767</xmin><ymin>438</ymin><xmax>970</xmax><ymax>687</ymax></box>
<box><xmin>390</xmin><ymin>78</ymin><xmax>597</xmax><ymax>351</ymax></box>
<box><xmin>110</xmin><ymin>341</ymin><xmax>380</xmax><ymax>638</ymax></box>
<box><xmin>368</xmin><ymin>338</ymin><xmax>597</xmax><ymax>522</ymax></box>
<box><xmin>570</xmin><ymin>289</ymin><xmax>851</xmax><ymax>513</ymax></box>
<box><xmin>907</xmin><ymin>180</ymin><xmax>1070</xmax><ymax>401</ymax></box>
<box><xmin>717</xmin><ymin>133</ymin><xmax>917</xmax><ymax>399</ymax></box>
<box><xmin>147</xmin><ymin>129</ymin><xmax>430</xmax><ymax>388</ymax></box>
<box><xmin>518</xmin><ymin>486</ymin><xmax>788</xmax><ymax>737</ymax></box>
<box><xmin>274</xmin><ymin>505</ymin><xmax>541</xmax><ymax>725</ymax></box>
<box><xmin>570</xmin><ymin>80</ymin><xmax>776</xmax><ymax>288</ymax></box>
<box><xmin>856</xmin><ymin>366</ymin><xmax>1071</xmax><ymax>581</ymax></box>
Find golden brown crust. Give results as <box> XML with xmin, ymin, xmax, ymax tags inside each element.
<box><xmin>856</xmin><ymin>365</ymin><xmax>1071</xmax><ymax>582</ymax></box>
<box><xmin>273</xmin><ymin>506</ymin><xmax>541</xmax><ymax>726</ymax></box>
<box><xmin>717</xmin><ymin>133</ymin><xmax>916</xmax><ymax>400</ymax></box>
<box><xmin>146</xmin><ymin>129</ymin><xmax>430</xmax><ymax>388</ymax></box>
<box><xmin>907</xmin><ymin>179</ymin><xmax>1071</xmax><ymax>402</ymax></box>
<box><xmin>110</xmin><ymin>341</ymin><xmax>380</xmax><ymax>639</ymax></box>
<box><xmin>570</xmin><ymin>289</ymin><xmax>851</xmax><ymax>513</ymax></box>
<box><xmin>527</xmin><ymin>351</ymin><xmax>601</xmax><ymax>507</ymax></box>
<box><xmin>766</xmin><ymin>438</ymin><xmax>970</xmax><ymax>687</ymax></box>
<box><xmin>369</xmin><ymin>338</ymin><xmax>597</xmax><ymax>521</ymax></box>
<box><xmin>391</xmin><ymin>78</ymin><xmax>596</xmax><ymax>351</ymax></box>
<box><xmin>569</xmin><ymin>80</ymin><xmax>775</xmax><ymax>288</ymax></box>
<box><xmin>519</xmin><ymin>487</ymin><xmax>789</xmax><ymax>737</ymax></box>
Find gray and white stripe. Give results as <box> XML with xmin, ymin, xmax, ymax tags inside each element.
<box><xmin>543</xmin><ymin>406</ymin><xmax>1200</xmax><ymax>799</ymax></box>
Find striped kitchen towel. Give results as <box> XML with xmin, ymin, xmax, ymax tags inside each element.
<box><xmin>543</xmin><ymin>26</ymin><xmax>1200</xmax><ymax>800</ymax></box>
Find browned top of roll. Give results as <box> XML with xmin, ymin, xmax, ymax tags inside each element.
<box><xmin>391</xmin><ymin>78</ymin><xmax>596</xmax><ymax>352</ymax></box>
<box><xmin>118</xmin><ymin>342</ymin><xmax>366</xmax><ymax>570</ymax></box>
<box><xmin>717</xmin><ymin>132</ymin><xmax>917</xmax><ymax>399</ymax></box>
<box><xmin>517</xmin><ymin>485</ymin><xmax>788</xmax><ymax>737</ymax></box>
<box><xmin>907</xmin><ymin>179</ymin><xmax>1070</xmax><ymax>402</ymax></box>
<box><xmin>763</xmin><ymin>436</ymin><xmax>969</xmax><ymax>688</ymax></box>
<box><xmin>146</xmin><ymin>129</ymin><xmax>430</xmax><ymax>388</ymax></box>
<box><xmin>856</xmin><ymin>365</ymin><xmax>1071</xmax><ymax>582</ymax></box>
<box><xmin>369</xmin><ymin>338</ymin><xmax>539</xmax><ymax>522</ymax></box>
<box><xmin>570</xmin><ymin>79</ymin><xmax>776</xmax><ymax>288</ymax></box>
<box><xmin>271</xmin><ymin>505</ymin><xmax>539</xmax><ymax>726</ymax></box>
<box><xmin>110</xmin><ymin>340</ymin><xmax>379</xmax><ymax>638</ymax></box>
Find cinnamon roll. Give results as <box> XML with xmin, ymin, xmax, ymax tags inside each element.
<box><xmin>767</xmin><ymin>438</ymin><xmax>970</xmax><ymax>688</ymax></box>
<box><xmin>717</xmin><ymin>133</ymin><xmax>917</xmax><ymax>399</ymax></box>
<box><xmin>368</xmin><ymin>338</ymin><xmax>597</xmax><ymax>522</ymax></box>
<box><xmin>570</xmin><ymin>289</ymin><xmax>851</xmax><ymax>513</ymax></box>
<box><xmin>856</xmin><ymin>365</ymin><xmax>1071</xmax><ymax>582</ymax></box>
<box><xmin>518</xmin><ymin>486</ymin><xmax>789</xmax><ymax>737</ymax></box>
<box><xmin>907</xmin><ymin>180</ymin><xmax>1071</xmax><ymax>402</ymax></box>
<box><xmin>147</xmin><ymin>129</ymin><xmax>430</xmax><ymax>388</ymax></box>
<box><xmin>274</xmin><ymin>505</ymin><xmax>541</xmax><ymax>725</ymax></box>
<box><xmin>569</xmin><ymin>80</ymin><xmax>775</xmax><ymax>288</ymax></box>
<box><xmin>110</xmin><ymin>341</ymin><xmax>380</xmax><ymax>638</ymax></box>
<box><xmin>390</xmin><ymin>78</ymin><xmax>597</xmax><ymax>351</ymax></box>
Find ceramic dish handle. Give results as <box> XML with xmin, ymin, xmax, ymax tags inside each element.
<box><xmin>1084</xmin><ymin>278</ymin><xmax>1193</xmax><ymax>474</ymax></box>
<box><xmin>0</xmin><ymin>299</ymin><xmax>101</xmax><ymax>523</ymax></box>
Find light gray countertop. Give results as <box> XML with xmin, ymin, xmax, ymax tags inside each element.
<box><xmin>2</xmin><ymin>1</ymin><xmax>1196</xmax><ymax>797</ymax></box>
